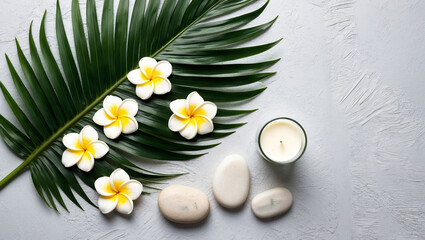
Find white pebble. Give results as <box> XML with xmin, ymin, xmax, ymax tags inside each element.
<box><xmin>158</xmin><ymin>185</ymin><xmax>210</xmax><ymax>224</ymax></box>
<box><xmin>213</xmin><ymin>154</ymin><xmax>250</xmax><ymax>208</ymax></box>
<box><xmin>251</xmin><ymin>187</ymin><xmax>293</xmax><ymax>219</ymax></box>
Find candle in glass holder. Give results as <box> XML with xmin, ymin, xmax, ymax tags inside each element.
<box><xmin>257</xmin><ymin>118</ymin><xmax>307</xmax><ymax>164</ymax></box>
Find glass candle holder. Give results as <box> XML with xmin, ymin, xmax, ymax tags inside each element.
<box><xmin>257</xmin><ymin>117</ymin><xmax>307</xmax><ymax>164</ymax></box>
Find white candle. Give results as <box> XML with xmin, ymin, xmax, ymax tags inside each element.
<box><xmin>258</xmin><ymin>118</ymin><xmax>307</xmax><ymax>164</ymax></box>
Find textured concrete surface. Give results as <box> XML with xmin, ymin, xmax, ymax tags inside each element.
<box><xmin>0</xmin><ymin>0</ymin><xmax>424</xmax><ymax>239</ymax></box>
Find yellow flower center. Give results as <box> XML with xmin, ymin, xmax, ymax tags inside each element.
<box><xmin>141</xmin><ymin>66</ymin><xmax>155</xmax><ymax>82</ymax></box>
<box><xmin>141</xmin><ymin>72</ymin><xmax>150</xmax><ymax>81</ymax></box>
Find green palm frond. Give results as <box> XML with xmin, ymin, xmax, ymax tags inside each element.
<box><xmin>0</xmin><ymin>0</ymin><xmax>279</xmax><ymax>212</ymax></box>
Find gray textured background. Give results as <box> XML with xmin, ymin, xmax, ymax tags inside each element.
<box><xmin>0</xmin><ymin>0</ymin><xmax>424</xmax><ymax>239</ymax></box>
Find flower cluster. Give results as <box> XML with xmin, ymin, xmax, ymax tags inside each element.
<box><xmin>61</xmin><ymin>57</ymin><xmax>217</xmax><ymax>215</ymax></box>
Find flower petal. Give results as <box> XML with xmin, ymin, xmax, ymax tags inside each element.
<box><xmin>103</xmin><ymin>95</ymin><xmax>122</xmax><ymax>118</ymax></box>
<box><xmin>86</xmin><ymin>140</ymin><xmax>109</xmax><ymax>159</ymax></box>
<box><xmin>136</xmin><ymin>82</ymin><xmax>154</xmax><ymax>100</ymax></box>
<box><xmin>127</xmin><ymin>69</ymin><xmax>149</xmax><ymax>85</ymax></box>
<box><xmin>98</xmin><ymin>195</ymin><xmax>118</xmax><ymax>214</ymax></box>
<box><xmin>193</xmin><ymin>102</ymin><xmax>217</xmax><ymax>119</ymax></box>
<box><xmin>170</xmin><ymin>99</ymin><xmax>189</xmax><ymax>118</ymax></box>
<box><xmin>194</xmin><ymin>116</ymin><xmax>214</xmax><ymax>135</ymax></box>
<box><xmin>116</xmin><ymin>193</ymin><xmax>134</xmax><ymax>215</ymax></box>
<box><xmin>104</xmin><ymin>119</ymin><xmax>122</xmax><ymax>139</ymax></box>
<box><xmin>179</xmin><ymin>118</ymin><xmax>198</xmax><ymax>140</ymax></box>
<box><xmin>119</xmin><ymin>116</ymin><xmax>138</xmax><ymax>134</ymax></box>
<box><xmin>139</xmin><ymin>57</ymin><xmax>157</xmax><ymax>78</ymax></box>
<box><xmin>118</xmin><ymin>180</ymin><xmax>143</xmax><ymax>200</ymax></box>
<box><xmin>79</xmin><ymin>125</ymin><xmax>98</xmax><ymax>149</ymax></box>
<box><xmin>62</xmin><ymin>149</ymin><xmax>84</xmax><ymax>167</ymax></box>
<box><xmin>110</xmin><ymin>168</ymin><xmax>130</xmax><ymax>191</ymax></box>
<box><xmin>117</xmin><ymin>99</ymin><xmax>138</xmax><ymax>117</ymax></box>
<box><xmin>152</xmin><ymin>76</ymin><xmax>171</xmax><ymax>95</ymax></box>
<box><xmin>93</xmin><ymin>108</ymin><xmax>116</xmax><ymax>126</ymax></box>
<box><xmin>62</xmin><ymin>133</ymin><xmax>83</xmax><ymax>151</ymax></box>
<box><xmin>186</xmin><ymin>91</ymin><xmax>204</xmax><ymax>115</ymax></box>
<box><xmin>76</xmin><ymin>151</ymin><xmax>95</xmax><ymax>172</ymax></box>
<box><xmin>95</xmin><ymin>176</ymin><xmax>116</xmax><ymax>197</ymax></box>
<box><xmin>168</xmin><ymin>114</ymin><xmax>190</xmax><ymax>132</ymax></box>
<box><xmin>152</xmin><ymin>60</ymin><xmax>172</xmax><ymax>78</ymax></box>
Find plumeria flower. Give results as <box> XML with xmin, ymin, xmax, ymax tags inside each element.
<box><xmin>93</xmin><ymin>95</ymin><xmax>139</xmax><ymax>139</ymax></box>
<box><xmin>95</xmin><ymin>168</ymin><xmax>143</xmax><ymax>215</ymax></box>
<box><xmin>168</xmin><ymin>91</ymin><xmax>217</xmax><ymax>140</ymax></box>
<box><xmin>127</xmin><ymin>57</ymin><xmax>172</xmax><ymax>100</ymax></box>
<box><xmin>62</xmin><ymin>126</ymin><xmax>109</xmax><ymax>172</ymax></box>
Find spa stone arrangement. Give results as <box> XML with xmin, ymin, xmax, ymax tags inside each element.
<box><xmin>156</xmin><ymin>155</ymin><xmax>294</xmax><ymax>223</ymax></box>
<box><xmin>157</xmin><ymin>118</ymin><xmax>307</xmax><ymax>224</ymax></box>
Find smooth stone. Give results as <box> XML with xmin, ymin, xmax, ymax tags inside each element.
<box><xmin>158</xmin><ymin>185</ymin><xmax>210</xmax><ymax>224</ymax></box>
<box><xmin>213</xmin><ymin>154</ymin><xmax>250</xmax><ymax>208</ymax></box>
<box><xmin>251</xmin><ymin>187</ymin><xmax>293</xmax><ymax>219</ymax></box>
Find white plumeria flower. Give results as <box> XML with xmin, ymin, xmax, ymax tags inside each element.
<box><xmin>95</xmin><ymin>168</ymin><xmax>143</xmax><ymax>215</ymax></box>
<box><xmin>168</xmin><ymin>91</ymin><xmax>217</xmax><ymax>140</ymax></box>
<box><xmin>127</xmin><ymin>57</ymin><xmax>172</xmax><ymax>100</ymax></box>
<box><xmin>93</xmin><ymin>95</ymin><xmax>139</xmax><ymax>139</ymax></box>
<box><xmin>62</xmin><ymin>126</ymin><xmax>109</xmax><ymax>172</ymax></box>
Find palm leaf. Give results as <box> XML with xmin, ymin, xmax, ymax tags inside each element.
<box><xmin>0</xmin><ymin>0</ymin><xmax>279</xmax><ymax>212</ymax></box>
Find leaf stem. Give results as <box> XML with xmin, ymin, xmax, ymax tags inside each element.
<box><xmin>0</xmin><ymin>0</ymin><xmax>226</xmax><ymax>190</ymax></box>
<box><xmin>0</xmin><ymin>74</ymin><xmax>127</xmax><ymax>189</ymax></box>
<box><xmin>151</xmin><ymin>0</ymin><xmax>225</xmax><ymax>57</ymax></box>
<box><xmin>0</xmin><ymin>156</ymin><xmax>32</xmax><ymax>189</ymax></box>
